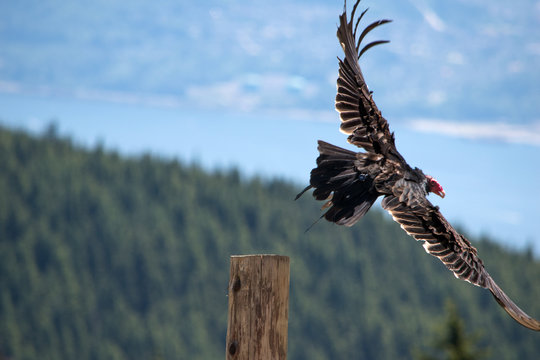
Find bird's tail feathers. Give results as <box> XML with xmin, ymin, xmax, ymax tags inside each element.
<box><xmin>296</xmin><ymin>140</ymin><xmax>379</xmax><ymax>227</ymax></box>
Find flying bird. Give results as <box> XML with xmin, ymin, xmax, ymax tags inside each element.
<box><xmin>296</xmin><ymin>0</ymin><xmax>540</xmax><ymax>331</ymax></box>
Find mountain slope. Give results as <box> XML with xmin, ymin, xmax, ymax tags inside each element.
<box><xmin>0</xmin><ymin>125</ymin><xmax>539</xmax><ymax>359</ymax></box>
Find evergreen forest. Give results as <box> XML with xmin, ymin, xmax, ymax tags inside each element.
<box><xmin>1</xmin><ymin>124</ymin><xmax>539</xmax><ymax>359</ymax></box>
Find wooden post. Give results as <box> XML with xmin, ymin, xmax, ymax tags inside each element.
<box><xmin>225</xmin><ymin>255</ymin><xmax>290</xmax><ymax>360</ymax></box>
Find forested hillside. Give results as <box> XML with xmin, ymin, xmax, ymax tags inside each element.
<box><xmin>1</xmin><ymin>125</ymin><xmax>539</xmax><ymax>360</ymax></box>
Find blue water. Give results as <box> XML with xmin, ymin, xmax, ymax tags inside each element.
<box><xmin>1</xmin><ymin>92</ymin><xmax>539</xmax><ymax>255</ymax></box>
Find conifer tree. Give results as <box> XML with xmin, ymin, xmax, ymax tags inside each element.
<box><xmin>416</xmin><ymin>300</ymin><xmax>488</xmax><ymax>360</ymax></box>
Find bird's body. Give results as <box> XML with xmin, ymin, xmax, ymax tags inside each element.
<box><xmin>297</xmin><ymin>0</ymin><xmax>540</xmax><ymax>331</ymax></box>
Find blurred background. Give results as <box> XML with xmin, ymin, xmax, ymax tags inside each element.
<box><xmin>1</xmin><ymin>0</ymin><xmax>539</xmax><ymax>252</ymax></box>
<box><xmin>1</xmin><ymin>0</ymin><xmax>540</xmax><ymax>359</ymax></box>
<box><xmin>2</xmin><ymin>0</ymin><xmax>539</xmax><ymax>252</ymax></box>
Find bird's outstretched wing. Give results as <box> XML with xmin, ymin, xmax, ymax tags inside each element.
<box><xmin>382</xmin><ymin>194</ymin><xmax>540</xmax><ymax>331</ymax></box>
<box><xmin>336</xmin><ymin>0</ymin><xmax>405</xmax><ymax>164</ymax></box>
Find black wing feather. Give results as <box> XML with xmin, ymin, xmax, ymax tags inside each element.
<box><xmin>336</xmin><ymin>2</ymin><xmax>404</xmax><ymax>164</ymax></box>
<box><xmin>382</xmin><ymin>194</ymin><xmax>540</xmax><ymax>331</ymax></box>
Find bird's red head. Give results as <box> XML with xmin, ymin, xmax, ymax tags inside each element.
<box><xmin>426</xmin><ymin>176</ymin><xmax>445</xmax><ymax>198</ymax></box>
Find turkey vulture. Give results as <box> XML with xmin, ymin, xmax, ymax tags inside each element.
<box><xmin>296</xmin><ymin>0</ymin><xmax>540</xmax><ymax>331</ymax></box>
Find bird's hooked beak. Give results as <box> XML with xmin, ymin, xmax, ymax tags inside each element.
<box><xmin>433</xmin><ymin>188</ymin><xmax>446</xmax><ymax>198</ymax></box>
<box><xmin>427</xmin><ymin>176</ymin><xmax>445</xmax><ymax>198</ymax></box>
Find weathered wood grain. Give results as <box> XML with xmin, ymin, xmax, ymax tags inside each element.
<box><xmin>225</xmin><ymin>255</ymin><xmax>290</xmax><ymax>360</ymax></box>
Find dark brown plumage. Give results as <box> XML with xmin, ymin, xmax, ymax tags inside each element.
<box><xmin>297</xmin><ymin>0</ymin><xmax>540</xmax><ymax>331</ymax></box>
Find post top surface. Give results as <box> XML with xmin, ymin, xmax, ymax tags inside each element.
<box><xmin>230</xmin><ymin>254</ymin><xmax>289</xmax><ymax>259</ymax></box>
